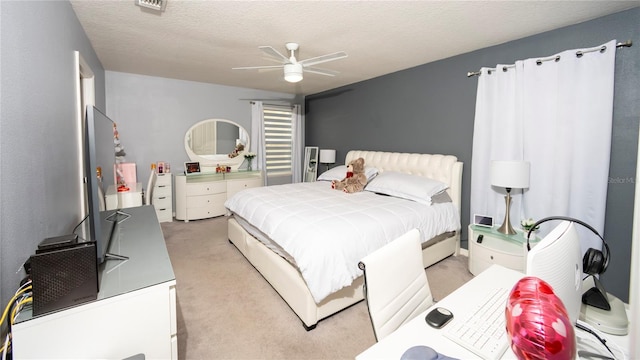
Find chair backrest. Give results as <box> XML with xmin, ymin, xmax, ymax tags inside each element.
<box><xmin>358</xmin><ymin>229</ymin><xmax>434</xmax><ymax>341</ymax></box>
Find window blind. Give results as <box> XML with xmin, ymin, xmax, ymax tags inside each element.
<box><xmin>263</xmin><ymin>105</ymin><xmax>293</xmax><ymax>177</ymax></box>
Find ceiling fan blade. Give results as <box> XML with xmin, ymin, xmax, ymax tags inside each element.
<box><xmin>299</xmin><ymin>51</ymin><xmax>347</xmax><ymax>67</ymax></box>
<box><xmin>259</xmin><ymin>46</ymin><xmax>290</xmax><ymax>63</ymax></box>
<box><xmin>304</xmin><ymin>67</ymin><xmax>340</xmax><ymax>77</ymax></box>
<box><xmin>232</xmin><ymin>65</ymin><xmax>284</xmax><ymax>70</ymax></box>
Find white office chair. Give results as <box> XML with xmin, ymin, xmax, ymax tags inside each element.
<box><xmin>358</xmin><ymin>229</ymin><xmax>434</xmax><ymax>341</ymax></box>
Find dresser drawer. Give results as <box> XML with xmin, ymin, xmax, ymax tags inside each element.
<box><xmin>155</xmin><ymin>174</ymin><xmax>172</xmax><ymax>186</ymax></box>
<box><xmin>186</xmin><ymin>182</ymin><xmax>226</xmax><ymax>196</ymax></box>
<box><xmin>187</xmin><ymin>202</ymin><xmax>226</xmax><ymax>220</ymax></box>
<box><xmin>227</xmin><ymin>178</ymin><xmax>261</xmax><ymax>198</ymax></box>
<box><xmin>154</xmin><ymin>184</ymin><xmax>172</xmax><ymax>198</ymax></box>
<box><xmin>187</xmin><ymin>193</ymin><xmax>225</xmax><ymax>209</ymax></box>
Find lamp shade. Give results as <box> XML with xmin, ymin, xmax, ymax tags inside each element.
<box><xmin>284</xmin><ymin>64</ymin><xmax>303</xmax><ymax>83</ymax></box>
<box><xmin>319</xmin><ymin>149</ymin><xmax>336</xmax><ymax>164</ymax></box>
<box><xmin>491</xmin><ymin>161</ymin><xmax>530</xmax><ymax>189</ymax></box>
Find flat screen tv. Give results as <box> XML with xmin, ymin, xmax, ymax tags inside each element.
<box><xmin>84</xmin><ymin>105</ymin><xmax>127</xmax><ymax>265</ymax></box>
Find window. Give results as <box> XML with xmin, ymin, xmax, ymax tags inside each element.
<box><xmin>263</xmin><ymin>105</ymin><xmax>293</xmax><ymax>177</ymax></box>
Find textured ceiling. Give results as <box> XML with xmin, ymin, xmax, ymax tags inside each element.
<box><xmin>69</xmin><ymin>1</ymin><xmax>639</xmax><ymax>96</ymax></box>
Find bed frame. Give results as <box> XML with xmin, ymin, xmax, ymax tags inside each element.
<box><xmin>227</xmin><ymin>150</ymin><xmax>463</xmax><ymax>330</ymax></box>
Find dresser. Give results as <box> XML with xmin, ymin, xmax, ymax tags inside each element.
<box><xmin>152</xmin><ymin>173</ymin><xmax>173</xmax><ymax>222</ymax></box>
<box><xmin>175</xmin><ymin>171</ymin><xmax>262</xmax><ymax>222</ymax></box>
<box><xmin>12</xmin><ymin>206</ymin><xmax>177</xmax><ymax>359</ymax></box>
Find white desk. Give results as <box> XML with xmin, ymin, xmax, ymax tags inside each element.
<box><xmin>356</xmin><ymin>264</ymin><xmax>630</xmax><ymax>360</ymax></box>
<box><xmin>105</xmin><ymin>182</ymin><xmax>143</xmax><ymax>210</ymax></box>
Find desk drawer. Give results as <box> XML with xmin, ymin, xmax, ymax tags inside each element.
<box><xmin>186</xmin><ymin>182</ymin><xmax>226</xmax><ymax>196</ymax></box>
<box><xmin>155</xmin><ymin>174</ymin><xmax>172</xmax><ymax>186</ymax></box>
<box><xmin>153</xmin><ymin>197</ymin><xmax>172</xmax><ymax>209</ymax></box>
<box><xmin>154</xmin><ymin>185</ymin><xmax>172</xmax><ymax>198</ymax></box>
<box><xmin>155</xmin><ymin>208</ymin><xmax>173</xmax><ymax>223</ymax></box>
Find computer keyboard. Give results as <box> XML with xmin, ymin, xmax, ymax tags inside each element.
<box><xmin>443</xmin><ymin>287</ymin><xmax>510</xmax><ymax>360</ymax></box>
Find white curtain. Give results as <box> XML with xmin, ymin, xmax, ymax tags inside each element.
<box><xmin>250</xmin><ymin>101</ymin><xmax>267</xmax><ymax>186</ymax></box>
<box><xmin>291</xmin><ymin>104</ymin><xmax>304</xmax><ymax>183</ymax></box>
<box><xmin>470</xmin><ymin>40</ymin><xmax>617</xmax><ymax>253</ymax></box>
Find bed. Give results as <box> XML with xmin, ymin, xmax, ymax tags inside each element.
<box><xmin>225</xmin><ymin>150</ymin><xmax>463</xmax><ymax>330</ymax></box>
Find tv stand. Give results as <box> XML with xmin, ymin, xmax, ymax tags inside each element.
<box><xmin>104</xmin><ymin>210</ymin><xmax>133</xmax><ymax>261</ymax></box>
<box><xmin>12</xmin><ymin>205</ymin><xmax>177</xmax><ymax>359</ymax></box>
<box><xmin>105</xmin><ymin>251</ymin><xmax>129</xmax><ymax>261</ymax></box>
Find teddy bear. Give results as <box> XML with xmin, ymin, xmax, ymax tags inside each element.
<box><xmin>228</xmin><ymin>143</ymin><xmax>245</xmax><ymax>158</ymax></box>
<box><xmin>331</xmin><ymin>157</ymin><xmax>368</xmax><ymax>193</ymax></box>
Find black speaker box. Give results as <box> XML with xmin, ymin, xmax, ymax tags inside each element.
<box><xmin>30</xmin><ymin>241</ymin><xmax>98</xmax><ymax>316</ymax></box>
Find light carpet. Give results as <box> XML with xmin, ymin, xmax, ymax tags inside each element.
<box><xmin>162</xmin><ymin>216</ymin><xmax>474</xmax><ymax>360</ymax></box>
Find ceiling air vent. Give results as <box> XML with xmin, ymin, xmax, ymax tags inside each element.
<box><xmin>135</xmin><ymin>0</ymin><xmax>167</xmax><ymax>12</ymax></box>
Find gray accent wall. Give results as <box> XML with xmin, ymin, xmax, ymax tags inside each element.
<box><xmin>305</xmin><ymin>8</ymin><xmax>640</xmax><ymax>302</ymax></box>
<box><xmin>0</xmin><ymin>1</ymin><xmax>105</xmax><ymax>306</ymax></box>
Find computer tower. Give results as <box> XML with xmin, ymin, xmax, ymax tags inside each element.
<box><xmin>30</xmin><ymin>241</ymin><xmax>98</xmax><ymax>316</ymax></box>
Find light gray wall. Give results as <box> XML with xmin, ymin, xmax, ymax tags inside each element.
<box><xmin>0</xmin><ymin>0</ymin><xmax>105</xmax><ymax>306</ymax></box>
<box><xmin>104</xmin><ymin>71</ymin><xmax>296</xmax><ymax>192</ymax></box>
<box><xmin>305</xmin><ymin>7</ymin><xmax>640</xmax><ymax>302</ymax></box>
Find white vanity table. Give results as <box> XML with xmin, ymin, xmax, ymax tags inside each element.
<box><xmin>175</xmin><ymin>171</ymin><xmax>262</xmax><ymax>221</ymax></box>
<box><xmin>177</xmin><ymin>118</ymin><xmax>261</xmax><ymax>222</ymax></box>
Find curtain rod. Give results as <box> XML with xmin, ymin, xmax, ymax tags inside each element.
<box><xmin>466</xmin><ymin>40</ymin><xmax>633</xmax><ymax>77</ymax></box>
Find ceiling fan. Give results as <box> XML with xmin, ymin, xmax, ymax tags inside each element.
<box><xmin>232</xmin><ymin>43</ymin><xmax>348</xmax><ymax>83</ymax></box>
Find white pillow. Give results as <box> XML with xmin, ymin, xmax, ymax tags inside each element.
<box><xmin>317</xmin><ymin>165</ymin><xmax>379</xmax><ymax>182</ymax></box>
<box><xmin>364</xmin><ymin>171</ymin><xmax>448</xmax><ymax>205</ymax></box>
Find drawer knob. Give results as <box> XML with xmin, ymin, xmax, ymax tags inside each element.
<box><xmin>476</xmin><ymin>234</ymin><xmax>484</xmax><ymax>243</ymax></box>
<box><xmin>490</xmin><ymin>255</ymin><xmax>494</xmax><ymax>260</ymax></box>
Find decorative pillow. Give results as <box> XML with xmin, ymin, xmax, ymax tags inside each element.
<box><xmin>317</xmin><ymin>165</ymin><xmax>379</xmax><ymax>182</ymax></box>
<box><xmin>364</xmin><ymin>171</ymin><xmax>448</xmax><ymax>205</ymax></box>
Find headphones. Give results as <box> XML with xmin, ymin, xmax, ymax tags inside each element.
<box><xmin>526</xmin><ymin>216</ymin><xmax>610</xmax><ymax>275</ymax></box>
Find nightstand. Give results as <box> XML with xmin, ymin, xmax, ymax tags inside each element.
<box><xmin>468</xmin><ymin>224</ymin><xmax>539</xmax><ymax>276</ymax></box>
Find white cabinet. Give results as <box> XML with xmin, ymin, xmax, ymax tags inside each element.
<box><xmin>12</xmin><ymin>206</ymin><xmax>177</xmax><ymax>359</ymax></box>
<box><xmin>152</xmin><ymin>173</ymin><xmax>173</xmax><ymax>222</ymax></box>
<box><xmin>175</xmin><ymin>171</ymin><xmax>262</xmax><ymax>222</ymax></box>
<box><xmin>468</xmin><ymin>225</ymin><xmax>539</xmax><ymax>276</ymax></box>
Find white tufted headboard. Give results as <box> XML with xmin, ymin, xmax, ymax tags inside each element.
<box><xmin>345</xmin><ymin>150</ymin><xmax>463</xmax><ymax>214</ymax></box>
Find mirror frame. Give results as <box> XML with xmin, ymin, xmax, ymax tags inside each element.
<box><xmin>303</xmin><ymin>146</ymin><xmax>319</xmax><ymax>182</ymax></box>
<box><xmin>184</xmin><ymin>118</ymin><xmax>250</xmax><ymax>171</ymax></box>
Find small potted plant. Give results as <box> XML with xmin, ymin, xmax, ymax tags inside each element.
<box><xmin>244</xmin><ymin>152</ymin><xmax>256</xmax><ymax>171</ymax></box>
<box><xmin>521</xmin><ymin>218</ymin><xmax>539</xmax><ymax>239</ymax></box>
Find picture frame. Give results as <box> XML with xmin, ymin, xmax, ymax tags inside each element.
<box><xmin>473</xmin><ymin>214</ymin><xmax>494</xmax><ymax>227</ymax></box>
<box><xmin>184</xmin><ymin>161</ymin><xmax>201</xmax><ymax>175</ymax></box>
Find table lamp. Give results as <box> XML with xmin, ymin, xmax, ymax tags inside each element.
<box><xmin>319</xmin><ymin>149</ymin><xmax>336</xmax><ymax>172</ymax></box>
<box><xmin>491</xmin><ymin>160</ymin><xmax>530</xmax><ymax>235</ymax></box>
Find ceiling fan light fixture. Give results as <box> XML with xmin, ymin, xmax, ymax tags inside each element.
<box><xmin>284</xmin><ymin>63</ymin><xmax>303</xmax><ymax>83</ymax></box>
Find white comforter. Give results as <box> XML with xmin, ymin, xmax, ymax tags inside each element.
<box><xmin>225</xmin><ymin>181</ymin><xmax>460</xmax><ymax>303</ymax></box>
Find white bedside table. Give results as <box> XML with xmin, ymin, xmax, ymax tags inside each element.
<box><xmin>468</xmin><ymin>224</ymin><xmax>539</xmax><ymax>276</ymax></box>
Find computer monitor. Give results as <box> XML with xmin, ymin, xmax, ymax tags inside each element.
<box><xmin>526</xmin><ymin>220</ymin><xmax>583</xmax><ymax>324</ymax></box>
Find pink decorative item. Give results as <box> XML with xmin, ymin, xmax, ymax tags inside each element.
<box><xmin>505</xmin><ymin>277</ymin><xmax>576</xmax><ymax>360</ymax></box>
<box><xmin>114</xmin><ymin>162</ymin><xmax>137</xmax><ymax>188</ymax></box>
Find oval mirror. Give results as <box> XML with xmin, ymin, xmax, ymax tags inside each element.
<box><xmin>184</xmin><ymin>119</ymin><xmax>250</xmax><ymax>170</ymax></box>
